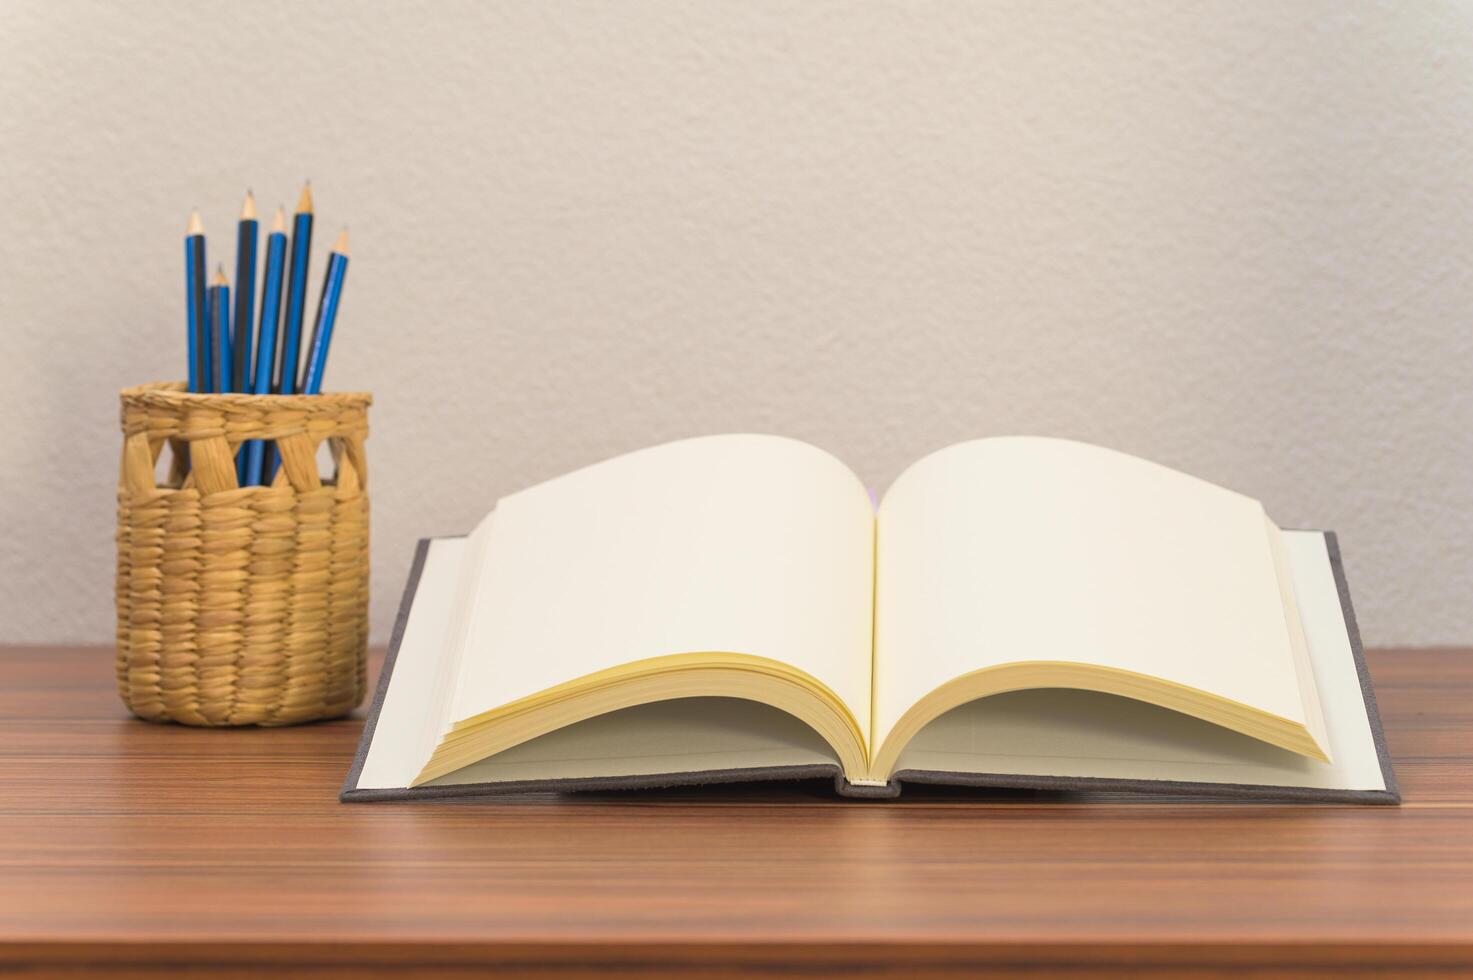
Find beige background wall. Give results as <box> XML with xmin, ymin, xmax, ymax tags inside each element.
<box><xmin>2</xmin><ymin>1</ymin><xmax>1469</xmax><ymax>645</ymax></box>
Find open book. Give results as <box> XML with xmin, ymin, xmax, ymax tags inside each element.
<box><xmin>343</xmin><ymin>436</ymin><xmax>1397</xmax><ymax>803</ymax></box>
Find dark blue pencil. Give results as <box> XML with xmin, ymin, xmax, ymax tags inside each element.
<box><xmin>267</xmin><ymin>182</ymin><xmax>313</xmax><ymax>482</ymax></box>
<box><xmin>185</xmin><ymin>210</ymin><xmax>207</xmax><ymax>392</ymax></box>
<box><xmin>273</xmin><ymin>182</ymin><xmax>314</xmax><ymax>397</ymax></box>
<box><xmin>231</xmin><ymin>191</ymin><xmax>258</xmax><ymax>394</ymax></box>
<box><xmin>232</xmin><ymin>192</ymin><xmax>259</xmax><ymax>483</ymax></box>
<box><xmin>209</xmin><ymin>265</ymin><xmax>232</xmax><ymax>396</ymax></box>
<box><xmin>244</xmin><ymin>207</ymin><xmax>289</xmax><ymax>487</ymax></box>
<box><xmin>301</xmin><ymin>229</ymin><xmax>350</xmax><ymax>395</ymax></box>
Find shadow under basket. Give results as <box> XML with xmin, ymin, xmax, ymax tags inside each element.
<box><xmin>116</xmin><ymin>382</ymin><xmax>372</xmax><ymax>726</ymax></box>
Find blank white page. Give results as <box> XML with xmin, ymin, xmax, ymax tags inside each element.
<box><xmin>893</xmin><ymin>532</ymin><xmax>1385</xmax><ymax>792</ymax></box>
<box><xmin>449</xmin><ymin>435</ymin><xmax>876</xmax><ymax>740</ymax></box>
<box><xmin>874</xmin><ymin>437</ymin><xmax>1316</xmax><ymax>752</ymax></box>
<box><xmin>355</xmin><ymin>536</ymin><xmax>469</xmax><ymax>790</ymax></box>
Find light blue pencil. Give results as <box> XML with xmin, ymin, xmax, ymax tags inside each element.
<box><xmin>301</xmin><ymin>229</ymin><xmax>350</xmax><ymax>395</ymax></box>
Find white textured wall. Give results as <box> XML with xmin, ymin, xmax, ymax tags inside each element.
<box><xmin>2</xmin><ymin>1</ymin><xmax>1470</xmax><ymax>645</ymax></box>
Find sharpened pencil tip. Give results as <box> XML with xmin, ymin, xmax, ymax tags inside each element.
<box><xmin>296</xmin><ymin>181</ymin><xmax>314</xmax><ymax>214</ymax></box>
<box><xmin>186</xmin><ymin>209</ymin><xmax>204</xmax><ymax>236</ymax></box>
<box><xmin>211</xmin><ymin>264</ymin><xmax>229</xmax><ymax>287</ymax></box>
<box><xmin>271</xmin><ymin>206</ymin><xmax>288</xmax><ymax>233</ymax></box>
<box><xmin>240</xmin><ymin>190</ymin><xmax>257</xmax><ymax>221</ymax></box>
<box><xmin>333</xmin><ymin>227</ymin><xmax>350</xmax><ymax>256</ymax></box>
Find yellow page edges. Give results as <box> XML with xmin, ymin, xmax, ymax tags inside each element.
<box><xmin>413</xmin><ymin>652</ymin><xmax>868</xmax><ymax>786</ymax></box>
<box><xmin>868</xmin><ymin>659</ymin><xmax>1332</xmax><ymax>780</ymax></box>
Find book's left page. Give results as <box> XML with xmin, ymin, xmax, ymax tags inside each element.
<box><xmin>350</xmin><ymin>536</ymin><xmax>471</xmax><ymax>792</ymax></box>
<box><xmin>349</xmin><ymin>538</ymin><xmax>851</xmax><ymax>796</ymax></box>
<box><xmin>417</xmin><ymin>434</ymin><xmax>877</xmax><ymax>785</ymax></box>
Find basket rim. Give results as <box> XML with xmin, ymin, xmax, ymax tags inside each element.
<box><xmin>122</xmin><ymin>381</ymin><xmax>372</xmax><ymax>409</ymax></box>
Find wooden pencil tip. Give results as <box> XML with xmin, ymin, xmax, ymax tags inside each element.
<box><xmin>211</xmin><ymin>264</ymin><xmax>229</xmax><ymax>287</ymax></box>
<box><xmin>333</xmin><ymin>227</ymin><xmax>350</xmax><ymax>256</ymax></box>
<box><xmin>271</xmin><ymin>206</ymin><xmax>288</xmax><ymax>233</ymax></box>
<box><xmin>296</xmin><ymin>181</ymin><xmax>314</xmax><ymax>214</ymax></box>
<box><xmin>186</xmin><ymin>209</ymin><xmax>204</xmax><ymax>236</ymax></box>
<box><xmin>240</xmin><ymin>190</ymin><xmax>257</xmax><ymax>221</ymax></box>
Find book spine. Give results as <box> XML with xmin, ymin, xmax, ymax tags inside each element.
<box><xmin>834</xmin><ymin>775</ymin><xmax>902</xmax><ymax>799</ymax></box>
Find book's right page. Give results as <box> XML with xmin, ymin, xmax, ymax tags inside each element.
<box><xmin>889</xmin><ymin>530</ymin><xmax>1393</xmax><ymax>798</ymax></box>
<box><xmin>870</xmin><ymin>437</ymin><xmax>1330</xmax><ymax>775</ymax></box>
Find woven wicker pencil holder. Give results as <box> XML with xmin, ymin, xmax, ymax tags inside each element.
<box><xmin>115</xmin><ymin>382</ymin><xmax>372</xmax><ymax>726</ymax></box>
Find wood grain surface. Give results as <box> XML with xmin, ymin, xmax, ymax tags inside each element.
<box><xmin>0</xmin><ymin>645</ymin><xmax>1469</xmax><ymax>977</ymax></box>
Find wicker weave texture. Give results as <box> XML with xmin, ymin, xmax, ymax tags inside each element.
<box><xmin>116</xmin><ymin>382</ymin><xmax>371</xmax><ymax>726</ymax></box>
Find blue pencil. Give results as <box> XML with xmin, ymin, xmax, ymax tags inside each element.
<box><xmin>274</xmin><ymin>182</ymin><xmax>314</xmax><ymax>397</ymax></box>
<box><xmin>232</xmin><ymin>193</ymin><xmax>258</xmax><ymax>484</ymax></box>
<box><xmin>244</xmin><ymin>207</ymin><xmax>289</xmax><ymax>487</ymax></box>
<box><xmin>231</xmin><ymin>191</ymin><xmax>258</xmax><ymax>394</ymax></box>
<box><xmin>301</xmin><ymin>229</ymin><xmax>350</xmax><ymax>395</ymax></box>
<box><xmin>267</xmin><ymin>182</ymin><xmax>313</xmax><ymax>482</ymax></box>
<box><xmin>209</xmin><ymin>265</ymin><xmax>232</xmax><ymax>396</ymax></box>
<box><xmin>185</xmin><ymin>210</ymin><xmax>207</xmax><ymax>392</ymax></box>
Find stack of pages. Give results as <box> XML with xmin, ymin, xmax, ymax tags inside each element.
<box><xmin>344</xmin><ymin>435</ymin><xmax>1397</xmax><ymax>804</ymax></box>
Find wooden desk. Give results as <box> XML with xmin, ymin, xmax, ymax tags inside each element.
<box><xmin>0</xmin><ymin>646</ymin><xmax>1468</xmax><ymax>977</ymax></box>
